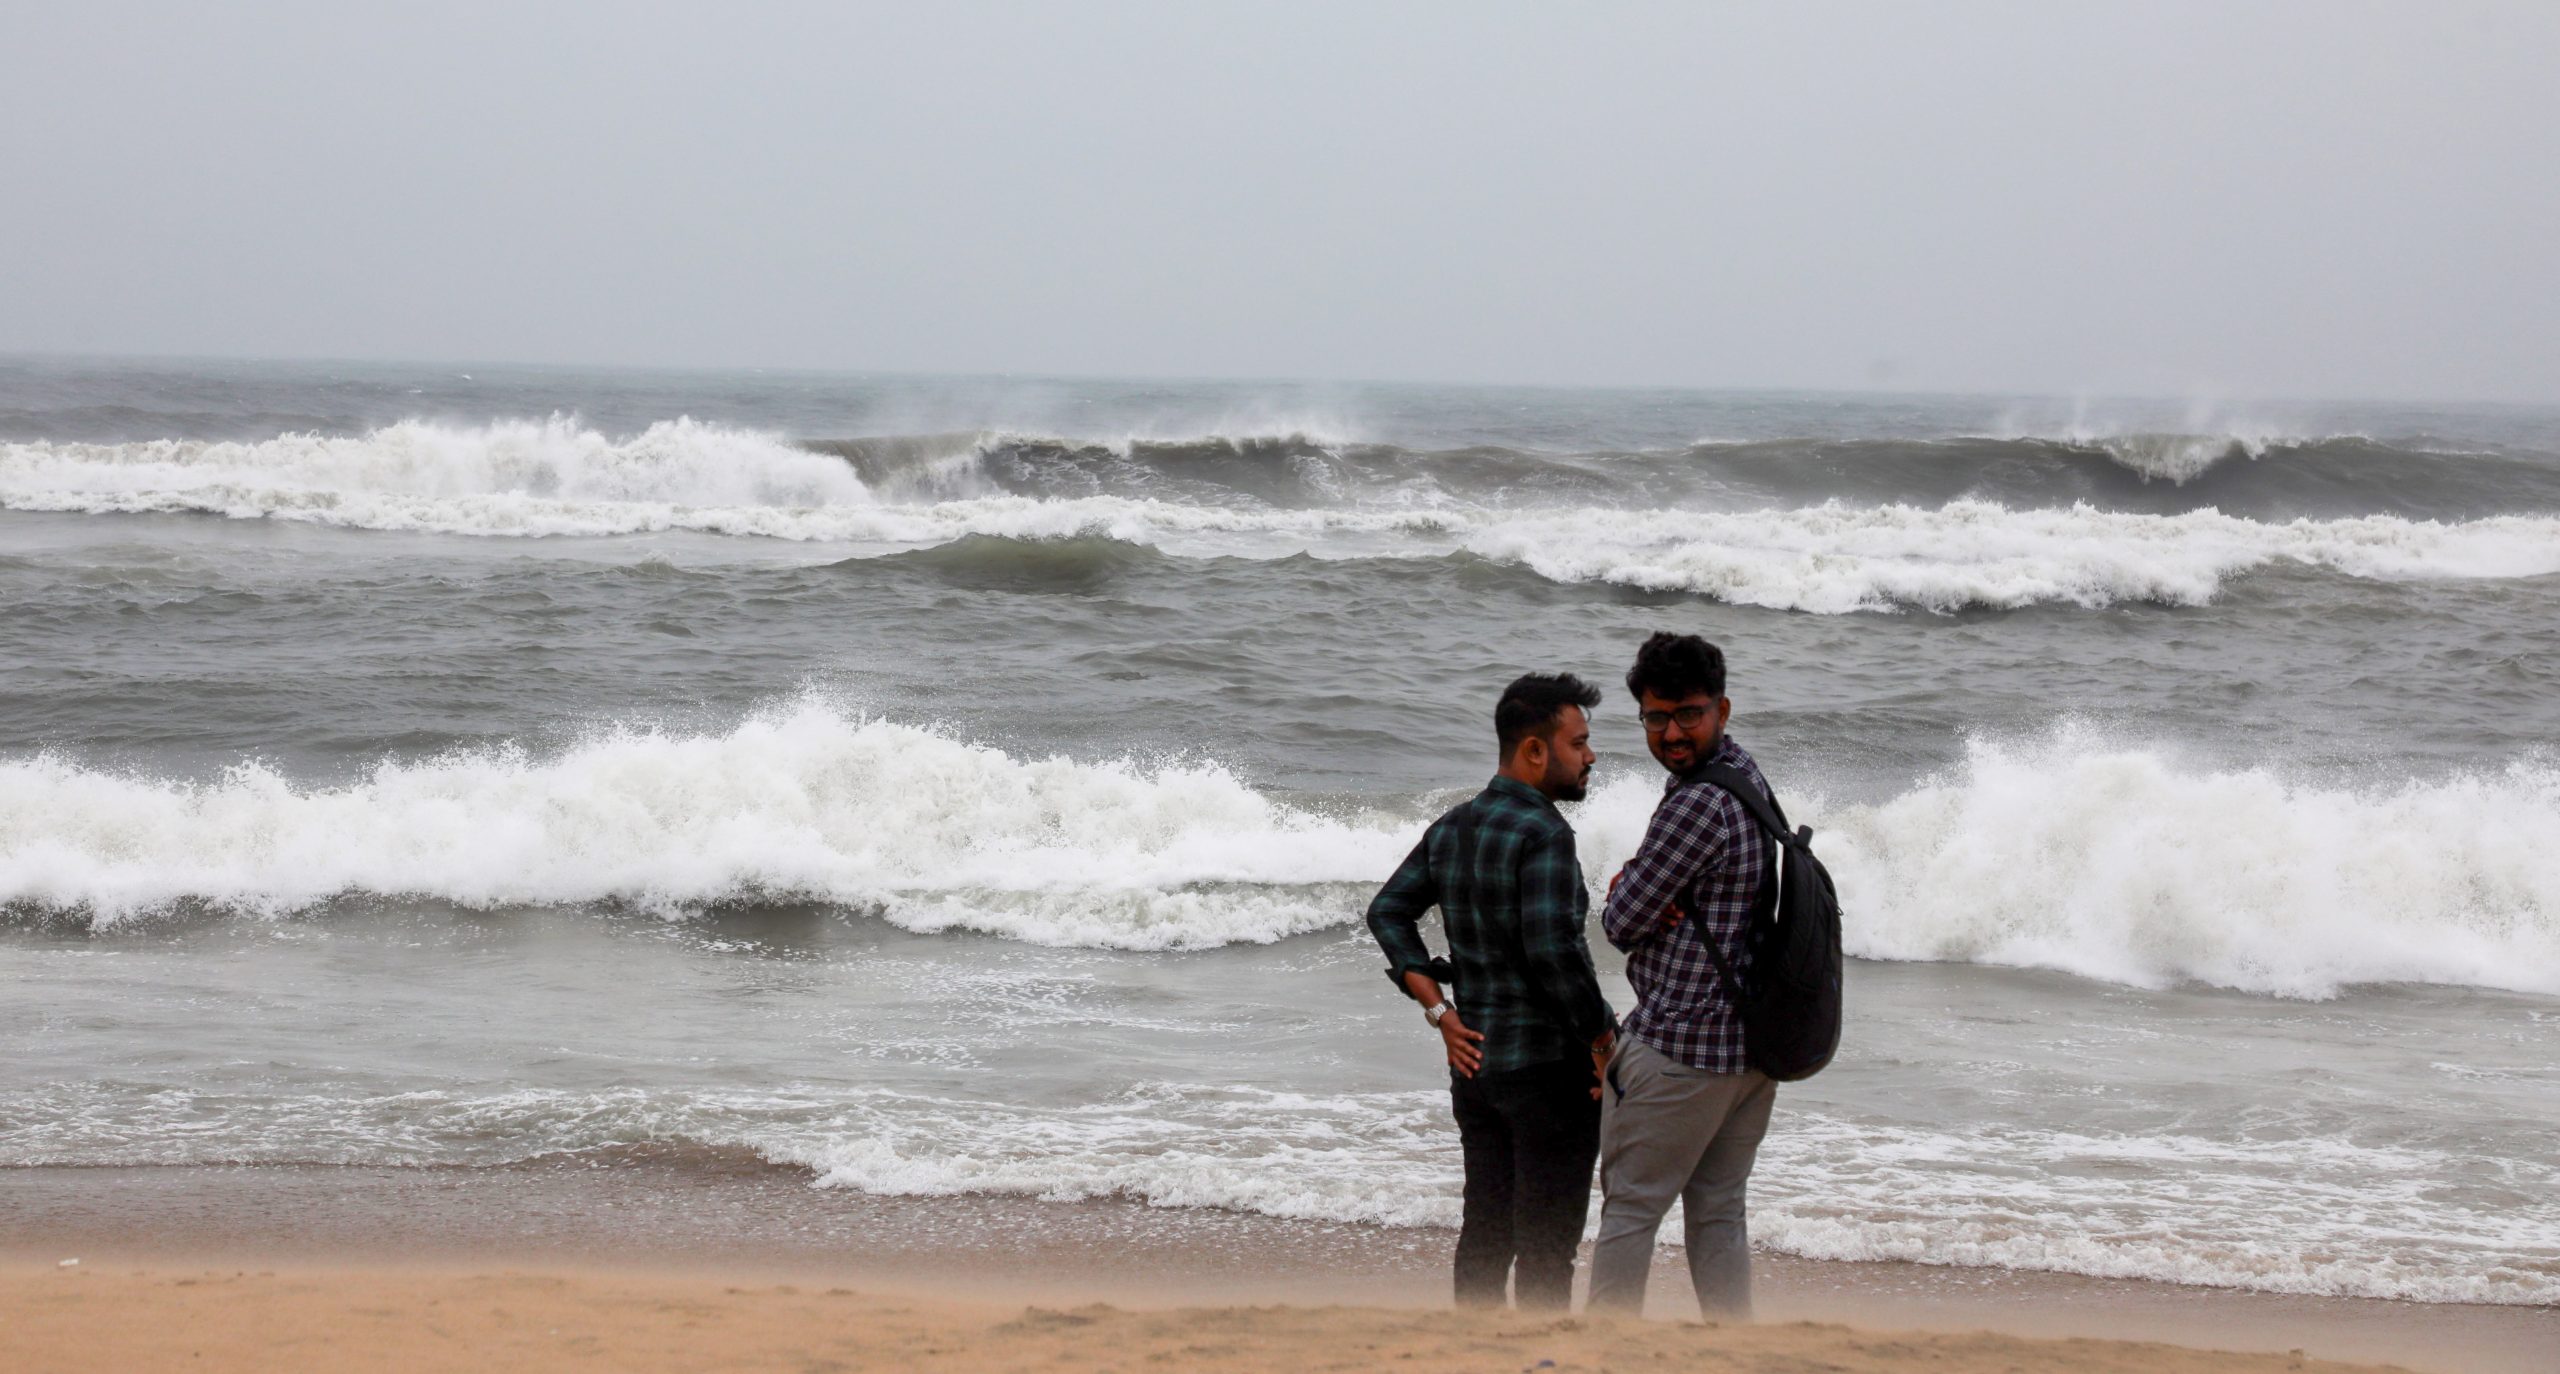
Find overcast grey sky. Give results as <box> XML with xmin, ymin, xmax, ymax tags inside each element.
<box><xmin>4</xmin><ymin>2</ymin><xmax>2555</xmax><ymax>400</ymax></box>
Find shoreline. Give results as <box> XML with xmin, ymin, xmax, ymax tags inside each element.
<box><xmin>5</xmin><ymin>1162</ymin><xmax>2552</xmax><ymax>1372</ymax></box>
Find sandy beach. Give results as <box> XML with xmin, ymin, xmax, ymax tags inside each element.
<box><xmin>0</xmin><ymin>1262</ymin><xmax>2427</xmax><ymax>1374</ymax></box>
<box><xmin>6</xmin><ymin>1162</ymin><xmax>2552</xmax><ymax>1373</ymax></box>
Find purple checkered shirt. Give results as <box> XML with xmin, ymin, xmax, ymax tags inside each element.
<box><xmin>1600</xmin><ymin>734</ymin><xmax>1771</xmax><ymax>1073</ymax></box>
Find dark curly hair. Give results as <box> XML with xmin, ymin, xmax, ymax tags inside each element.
<box><xmin>1624</xmin><ymin>632</ymin><xmax>1726</xmax><ymax>702</ymax></box>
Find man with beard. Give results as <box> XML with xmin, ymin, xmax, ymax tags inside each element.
<box><xmin>1588</xmin><ymin>632</ymin><xmax>1777</xmax><ymax>1318</ymax></box>
<box><xmin>1366</xmin><ymin>672</ymin><xmax>1618</xmax><ymax>1310</ymax></box>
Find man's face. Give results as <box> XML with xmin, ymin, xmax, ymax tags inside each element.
<box><xmin>1638</xmin><ymin>689</ymin><xmax>1730</xmax><ymax>776</ymax></box>
<box><xmin>1533</xmin><ymin>705</ymin><xmax>1597</xmax><ymax>802</ymax></box>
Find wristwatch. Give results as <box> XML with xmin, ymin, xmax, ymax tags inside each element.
<box><xmin>1424</xmin><ymin>1001</ymin><xmax>1451</xmax><ymax>1027</ymax></box>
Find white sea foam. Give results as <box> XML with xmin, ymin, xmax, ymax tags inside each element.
<box><xmin>1569</xmin><ymin>729</ymin><xmax>2560</xmax><ymax>999</ymax></box>
<box><xmin>6</xmin><ymin>709</ymin><xmax>2556</xmax><ymax>999</ymax></box>
<box><xmin>2070</xmin><ymin>429</ymin><xmax>2288</xmax><ymax>484</ymax></box>
<box><xmin>0</xmin><ymin>700</ymin><xmax>1404</xmax><ymax>947</ymax></box>
<box><xmin>6</xmin><ymin>1080</ymin><xmax>2548</xmax><ymax>1305</ymax></box>
<box><xmin>1460</xmin><ymin>502</ymin><xmax>2560</xmax><ymax>613</ymax></box>
<box><xmin>2086</xmin><ymin>432</ymin><xmax>2268</xmax><ymax>483</ymax></box>
<box><xmin>1750</xmin><ymin>1114</ymin><xmax>2560</xmax><ymax>1306</ymax></box>
<box><xmin>788</xmin><ymin>1096</ymin><xmax>2560</xmax><ymax>1305</ymax></box>
<box><xmin>0</xmin><ymin>417</ymin><xmax>875</xmax><ymax>527</ymax></box>
<box><xmin>9</xmin><ymin>422</ymin><xmax>2559</xmax><ymax>612</ymax></box>
<box><xmin>1800</xmin><ymin>728</ymin><xmax>2560</xmax><ymax>998</ymax></box>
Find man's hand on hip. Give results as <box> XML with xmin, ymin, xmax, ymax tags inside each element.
<box><xmin>1438</xmin><ymin>1010</ymin><xmax>1486</xmax><ymax>1077</ymax></box>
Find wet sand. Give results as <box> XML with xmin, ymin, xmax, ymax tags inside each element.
<box><xmin>4</xmin><ymin>1162</ymin><xmax>2552</xmax><ymax>1372</ymax></box>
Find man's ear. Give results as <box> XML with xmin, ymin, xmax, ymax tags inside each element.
<box><xmin>1516</xmin><ymin>732</ymin><xmax>1547</xmax><ymax>773</ymax></box>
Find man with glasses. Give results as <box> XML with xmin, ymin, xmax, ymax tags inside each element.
<box><xmin>1366</xmin><ymin>672</ymin><xmax>1619</xmax><ymax>1310</ymax></box>
<box><xmin>1587</xmin><ymin>632</ymin><xmax>1779</xmax><ymax>1318</ymax></box>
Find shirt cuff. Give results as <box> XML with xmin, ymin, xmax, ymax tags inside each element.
<box><xmin>1381</xmin><ymin>955</ymin><xmax>1456</xmax><ymax>994</ymax></box>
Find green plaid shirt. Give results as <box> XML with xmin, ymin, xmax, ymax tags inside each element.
<box><xmin>1365</xmin><ymin>776</ymin><xmax>1617</xmax><ymax>1076</ymax></box>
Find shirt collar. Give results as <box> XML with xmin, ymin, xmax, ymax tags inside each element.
<box><xmin>1484</xmin><ymin>774</ymin><xmax>1562</xmax><ymax>816</ymax></box>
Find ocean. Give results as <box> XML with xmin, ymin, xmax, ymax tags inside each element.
<box><xmin>2</xmin><ymin>355</ymin><xmax>2554</xmax><ymax>1309</ymax></box>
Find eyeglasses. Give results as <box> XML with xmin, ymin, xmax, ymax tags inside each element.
<box><xmin>1639</xmin><ymin>705</ymin><xmax>1715</xmax><ymax>733</ymax></box>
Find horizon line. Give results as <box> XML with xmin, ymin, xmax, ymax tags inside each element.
<box><xmin>3</xmin><ymin>346</ymin><xmax>2555</xmax><ymax>414</ymax></box>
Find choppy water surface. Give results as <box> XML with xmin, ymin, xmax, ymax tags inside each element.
<box><xmin>3</xmin><ymin>357</ymin><xmax>2555</xmax><ymax>1304</ymax></box>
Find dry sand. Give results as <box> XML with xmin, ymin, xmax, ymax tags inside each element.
<box><xmin>2</xmin><ymin>1263</ymin><xmax>2407</xmax><ymax>1374</ymax></box>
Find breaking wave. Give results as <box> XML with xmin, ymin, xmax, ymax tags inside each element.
<box><xmin>0</xmin><ymin>701</ymin><xmax>1404</xmax><ymax>949</ymax></box>
<box><xmin>823</xmin><ymin>425</ymin><xmax>2560</xmax><ymax>518</ymax></box>
<box><xmin>1452</xmin><ymin>502</ymin><xmax>2560</xmax><ymax>613</ymax></box>
<box><xmin>0</xmin><ymin>417</ymin><xmax>874</xmax><ymax>534</ymax></box>
<box><xmin>1805</xmin><ymin>729</ymin><xmax>2560</xmax><ymax>999</ymax></box>
<box><xmin>5</xmin><ymin>707</ymin><xmax>2554</xmax><ymax>998</ymax></box>
<box><xmin>8</xmin><ymin>419</ymin><xmax>2560</xmax><ymax>613</ymax></box>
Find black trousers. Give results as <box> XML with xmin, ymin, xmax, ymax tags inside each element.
<box><xmin>1448</xmin><ymin>1055</ymin><xmax>1602</xmax><ymax>1309</ymax></box>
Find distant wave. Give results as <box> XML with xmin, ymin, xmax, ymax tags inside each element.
<box><xmin>831</xmin><ymin>426</ymin><xmax>2560</xmax><ymax>519</ymax></box>
<box><xmin>1998</xmin><ymin>424</ymin><xmax>2315</xmax><ymax>484</ymax></box>
<box><xmin>6</xmin><ymin>706</ymin><xmax>2555</xmax><ymax>998</ymax></box>
<box><xmin>7</xmin><ymin>419</ymin><xmax>2560</xmax><ymax>613</ymax></box>
<box><xmin>863</xmin><ymin>531</ymin><xmax>1171</xmax><ymax>592</ymax></box>
<box><xmin>0</xmin><ymin>417</ymin><xmax>874</xmax><ymax>533</ymax></box>
<box><xmin>1688</xmin><ymin>432</ymin><xmax>2560</xmax><ymax>519</ymax></box>
<box><xmin>851</xmin><ymin>506</ymin><xmax>2560</xmax><ymax>615</ymax></box>
<box><xmin>1454</xmin><ymin>502</ymin><xmax>2560</xmax><ymax>613</ymax></box>
<box><xmin>809</xmin><ymin>429</ymin><xmax>1376</xmax><ymax>507</ymax></box>
<box><xmin>13</xmin><ymin>415</ymin><xmax>2560</xmax><ymax>527</ymax></box>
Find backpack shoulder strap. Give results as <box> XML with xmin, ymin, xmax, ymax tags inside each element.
<box><xmin>1688</xmin><ymin>765</ymin><xmax>1789</xmax><ymax>1014</ymax></box>
<box><xmin>1695</xmin><ymin>764</ymin><xmax>1798</xmax><ymax>845</ymax></box>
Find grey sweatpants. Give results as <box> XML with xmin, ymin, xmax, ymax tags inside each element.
<box><xmin>1585</xmin><ymin>1035</ymin><xmax>1775</xmax><ymax>1318</ymax></box>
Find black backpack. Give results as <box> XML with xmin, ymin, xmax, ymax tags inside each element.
<box><xmin>1692</xmin><ymin>765</ymin><xmax>1844</xmax><ymax>1082</ymax></box>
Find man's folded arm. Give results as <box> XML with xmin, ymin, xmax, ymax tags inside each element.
<box><xmin>1365</xmin><ymin>829</ymin><xmax>1442</xmax><ymax>997</ymax></box>
<box><xmin>1520</xmin><ymin>829</ymin><xmax>1617</xmax><ymax>1044</ymax></box>
<box><xmin>1600</xmin><ymin>788</ymin><xmax>1722</xmax><ymax>952</ymax></box>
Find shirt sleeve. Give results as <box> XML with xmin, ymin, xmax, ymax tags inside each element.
<box><xmin>1364</xmin><ymin>825</ymin><xmax>1442</xmax><ymax>996</ymax></box>
<box><xmin>1517</xmin><ymin>827</ymin><xmax>1617</xmax><ymax>1044</ymax></box>
<box><xmin>1600</xmin><ymin>785</ymin><xmax>1729</xmax><ymax>952</ymax></box>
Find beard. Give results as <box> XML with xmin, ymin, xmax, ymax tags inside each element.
<box><xmin>1652</xmin><ymin>729</ymin><xmax>1720</xmax><ymax>778</ymax></box>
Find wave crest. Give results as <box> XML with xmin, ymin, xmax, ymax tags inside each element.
<box><xmin>6</xmin><ymin>709</ymin><xmax>2556</xmax><ymax>999</ymax></box>
<box><xmin>1460</xmin><ymin>502</ymin><xmax>2560</xmax><ymax>613</ymax></box>
<box><xmin>11</xmin><ymin>422</ymin><xmax>2560</xmax><ymax>613</ymax></box>
<box><xmin>0</xmin><ymin>416</ymin><xmax>875</xmax><ymax>531</ymax></box>
<box><xmin>1808</xmin><ymin>729</ymin><xmax>2560</xmax><ymax>998</ymax></box>
<box><xmin>0</xmin><ymin>701</ymin><xmax>1401</xmax><ymax>948</ymax></box>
